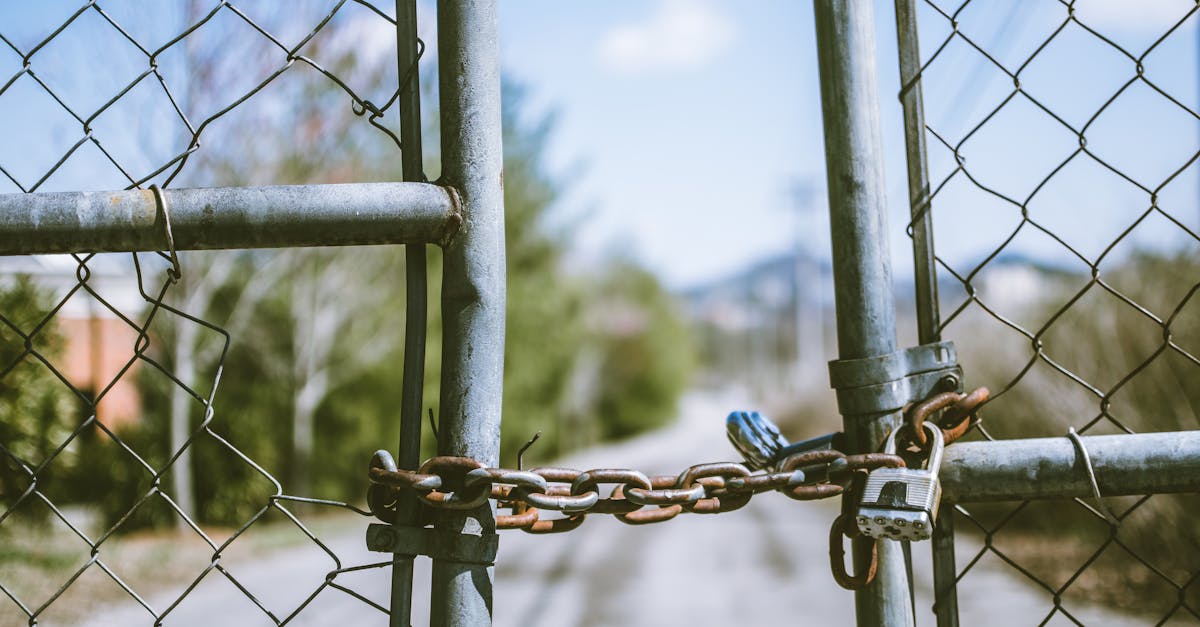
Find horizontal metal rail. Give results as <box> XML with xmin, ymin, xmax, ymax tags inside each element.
<box><xmin>0</xmin><ymin>182</ymin><xmax>461</xmax><ymax>255</ymax></box>
<box><xmin>942</xmin><ymin>431</ymin><xmax>1200</xmax><ymax>503</ymax></box>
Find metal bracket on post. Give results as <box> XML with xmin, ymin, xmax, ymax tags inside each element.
<box><xmin>828</xmin><ymin>340</ymin><xmax>962</xmax><ymax>415</ymax></box>
<box><xmin>366</xmin><ymin>524</ymin><xmax>499</xmax><ymax>566</ymax></box>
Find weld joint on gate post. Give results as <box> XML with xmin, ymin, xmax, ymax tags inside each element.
<box><xmin>436</xmin><ymin>184</ymin><xmax>465</xmax><ymax>248</ymax></box>
<box><xmin>827</xmin><ymin>340</ymin><xmax>962</xmax><ymax>416</ymax></box>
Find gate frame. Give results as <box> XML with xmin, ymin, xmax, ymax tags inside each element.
<box><xmin>2</xmin><ymin>1</ymin><xmax>1199</xmax><ymax>625</ymax></box>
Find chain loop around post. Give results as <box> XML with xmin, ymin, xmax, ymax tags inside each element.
<box><xmin>905</xmin><ymin>386</ymin><xmax>990</xmax><ymax>448</ymax></box>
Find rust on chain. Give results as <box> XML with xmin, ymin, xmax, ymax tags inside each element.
<box><xmin>785</xmin><ymin>483</ymin><xmax>845</xmax><ymax>501</ymax></box>
<box><xmin>464</xmin><ymin>467</ymin><xmax>548</xmax><ymax>494</ymax></box>
<box><xmin>625</xmin><ymin>479</ymin><xmax>707</xmax><ymax>506</ymax></box>
<box><xmin>532</xmin><ymin>467</ymin><xmax>583</xmax><ymax>483</ymax></box>
<box><xmin>779</xmin><ymin>450</ymin><xmax>851</xmax><ymax>499</ymax></box>
<box><xmin>613</xmin><ymin>477</ymin><xmax>683</xmax><ymax>525</ymax></box>
<box><xmin>367</xmin><ymin>484</ymin><xmax>400</xmax><ymax>523</ymax></box>
<box><xmin>843</xmin><ymin>453</ymin><xmax>905</xmax><ymax>472</ymax></box>
<box><xmin>906</xmin><ymin>386</ymin><xmax>990</xmax><ymax>448</ymax></box>
<box><xmin>678</xmin><ymin>463</ymin><xmax>752</xmax><ymax>513</ymax></box>
<box><xmin>368</xmin><ymin>466</ymin><xmax>444</xmax><ymax>491</ymax></box>
<box><xmin>940</xmin><ymin>386</ymin><xmax>989</xmax><ymax>444</ymax></box>
<box><xmin>616</xmin><ymin>504</ymin><xmax>683</xmax><ymax>525</ymax></box>
<box><xmin>573</xmin><ymin>469</ymin><xmax>651</xmax><ymax>515</ymax></box>
<box><xmin>416</xmin><ymin>456</ymin><xmax>489</xmax><ymax>510</ymax></box>
<box><xmin>724</xmin><ymin>471</ymin><xmax>802</xmax><ymax>494</ymax></box>
<box><xmin>526</xmin><ymin>512</ymin><xmax>587</xmax><ymax>534</ymax></box>
<box><xmin>829</xmin><ymin>514</ymin><xmax>879</xmax><ymax>590</ymax></box>
<box><xmin>366</xmin><ymin>442</ymin><xmax>905</xmax><ymax>531</ymax></box>
<box><xmin>571</xmin><ymin>468</ymin><xmax>651</xmax><ymax>495</ymax></box>
<box><xmin>520</xmin><ymin>467</ymin><xmax>599</xmax><ymax>512</ymax></box>
<box><xmin>906</xmin><ymin>391</ymin><xmax>961</xmax><ymax>448</ymax></box>
<box><xmin>780</xmin><ymin>449</ymin><xmax>845</xmax><ymax>471</ymax></box>
<box><xmin>496</xmin><ymin>501</ymin><xmax>539</xmax><ymax>529</ymax></box>
<box><xmin>518</xmin><ymin>488</ymin><xmax>598</xmax><ymax>512</ymax></box>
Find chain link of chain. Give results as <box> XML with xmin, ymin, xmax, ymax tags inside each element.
<box><xmin>367</xmin><ymin>387</ymin><xmax>988</xmax><ymax>537</ymax></box>
<box><xmin>367</xmin><ymin>388</ymin><xmax>988</xmax><ymax>591</ymax></box>
<box><xmin>368</xmin><ymin>450</ymin><xmax>902</xmax><ymax>532</ymax></box>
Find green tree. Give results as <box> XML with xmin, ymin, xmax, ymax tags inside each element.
<box><xmin>495</xmin><ymin>85</ymin><xmax>588</xmax><ymax>463</ymax></box>
<box><xmin>73</xmin><ymin>16</ymin><xmax>696</xmax><ymax>528</ymax></box>
<box><xmin>589</xmin><ymin>261</ymin><xmax>695</xmax><ymax>442</ymax></box>
<box><xmin>0</xmin><ymin>276</ymin><xmax>76</xmax><ymax>515</ymax></box>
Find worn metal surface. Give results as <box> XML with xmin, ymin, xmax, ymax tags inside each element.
<box><xmin>0</xmin><ymin>182</ymin><xmax>460</xmax><ymax>255</ymax></box>
<box><xmin>433</xmin><ymin>0</ymin><xmax>507</xmax><ymax>624</ymax></box>
<box><xmin>813</xmin><ymin>0</ymin><xmax>914</xmax><ymax>624</ymax></box>
<box><xmin>893</xmin><ymin>0</ymin><xmax>940</xmax><ymax>348</ymax></box>
<box><xmin>892</xmin><ymin>0</ymin><xmax>955</xmax><ymax>617</ymax></box>
<box><xmin>367</xmin><ymin>524</ymin><xmax>500</xmax><ymax>565</ymax></box>
<box><xmin>828</xmin><ymin>341</ymin><xmax>961</xmax><ymax>415</ymax></box>
<box><xmin>366</xmin><ymin>448</ymin><xmax>907</xmax><ymax>531</ymax></box>
<box><xmin>941</xmin><ymin>431</ymin><xmax>1200</xmax><ymax>503</ymax></box>
<box><xmin>391</xmin><ymin>0</ymin><xmax>428</xmax><ymax>625</ymax></box>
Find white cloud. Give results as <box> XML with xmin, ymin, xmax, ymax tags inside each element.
<box><xmin>596</xmin><ymin>0</ymin><xmax>737</xmax><ymax>75</ymax></box>
<box><xmin>1073</xmin><ymin>0</ymin><xmax>1194</xmax><ymax>32</ymax></box>
<box><xmin>335</xmin><ymin>1</ymin><xmax>437</xmax><ymax>66</ymax></box>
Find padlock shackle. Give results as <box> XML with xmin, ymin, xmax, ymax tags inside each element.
<box><xmin>883</xmin><ymin>422</ymin><xmax>944</xmax><ymax>477</ymax></box>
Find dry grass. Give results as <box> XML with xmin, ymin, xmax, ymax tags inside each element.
<box><xmin>947</xmin><ymin>252</ymin><xmax>1200</xmax><ymax>616</ymax></box>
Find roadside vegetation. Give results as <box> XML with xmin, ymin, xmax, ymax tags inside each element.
<box><xmin>951</xmin><ymin>251</ymin><xmax>1199</xmax><ymax>616</ymax></box>
<box><xmin>0</xmin><ymin>8</ymin><xmax>694</xmax><ymax>618</ymax></box>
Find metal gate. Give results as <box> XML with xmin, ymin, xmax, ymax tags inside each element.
<box><xmin>1</xmin><ymin>1</ymin><xmax>1198</xmax><ymax>626</ymax></box>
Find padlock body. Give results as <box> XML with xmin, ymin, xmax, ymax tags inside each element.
<box><xmin>855</xmin><ymin>467</ymin><xmax>941</xmax><ymax>541</ymax></box>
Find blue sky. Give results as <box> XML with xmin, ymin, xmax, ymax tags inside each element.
<box><xmin>2</xmin><ymin>1</ymin><xmax>1197</xmax><ymax>290</ymax></box>
<box><xmin>496</xmin><ymin>0</ymin><xmax>1200</xmax><ymax>287</ymax></box>
<box><xmin>498</xmin><ymin>0</ymin><xmax>822</xmax><ymax>288</ymax></box>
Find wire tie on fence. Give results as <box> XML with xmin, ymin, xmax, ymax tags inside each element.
<box><xmin>149</xmin><ymin>184</ymin><xmax>181</xmax><ymax>282</ymax></box>
<box><xmin>1066</xmin><ymin>427</ymin><xmax>1119</xmax><ymax>526</ymax></box>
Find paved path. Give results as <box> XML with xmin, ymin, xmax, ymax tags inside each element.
<box><xmin>77</xmin><ymin>390</ymin><xmax>1152</xmax><ymax>626</ymax></box>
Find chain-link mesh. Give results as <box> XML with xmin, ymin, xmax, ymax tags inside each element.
<box><xmin>0</xmin><ymin>2</ymin><xmax>423</xmax><ymax>624</ymax></box>
<box><xmin>899</xmin><ymin>0</ymin><xmax>1200</xmax><ymax>623</ymax></box>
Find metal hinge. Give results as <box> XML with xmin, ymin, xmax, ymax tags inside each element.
<box><xmin>827</xmin><ymin>340</ymin><xmax>962</xmax><ymax>415</ymax></box>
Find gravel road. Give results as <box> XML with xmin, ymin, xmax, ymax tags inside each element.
<box><xmin>77</xmin><ymin>390</ymin><xmax>1152</xmax><ymax>626</ymax></box>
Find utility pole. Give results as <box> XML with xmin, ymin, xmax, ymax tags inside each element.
<box><xmin>789</xmin><ymin>179</ymin><xmax>824</xmax><ymax>392</ymax></box>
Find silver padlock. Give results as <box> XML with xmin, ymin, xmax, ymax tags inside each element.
<box><xmin>856</xmin><ymin>422</ymin><xmax>944</xmax><ymax>541</ymax></box>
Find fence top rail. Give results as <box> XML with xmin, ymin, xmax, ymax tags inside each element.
<box><xmin>941</xmin><ymin>430</ymin><xmax>1200</xmax><ymax>503</ymax></box>
<box><xmin>0</xmin><ymin>182</ymin><xmax>461</xmax><ymax>255</ymax></box>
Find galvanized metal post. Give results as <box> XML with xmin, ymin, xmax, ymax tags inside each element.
<box><xmin>892</xmin><ymin>1</ymin><xmax>958</xmax><ymax>624</ymax></box>
<box><xmin>390</xmin><ymin>0</ymin><xmax>426</xmax><ymax>625</ymax></box>
<box><xmin>813</xmin><ymin>1</ymin><xmax>915</xmax><ymax>625</ymax></box>
<box><xmin>432</xmin><ymin>0</ymin><xmax>505</xmax><ymax>625</ymax></box>
<box><xmin>0</xmin><ymin>183</ymin><xmax>459</xmax><ymax>254</ymax></box>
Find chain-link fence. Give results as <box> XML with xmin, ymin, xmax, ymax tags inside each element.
<box><xmin>4</xmin><ymin>1</ymin><xmax>1200</xmax><ymax>626</ymax></box>
<box><xmin>895</xmin><ymin>0</ymin><xmax>1200</xmax><ymax>623</ymax></box>
<box><xmin>0</xmin><ymin>2</ymin><xmax>427</xmax><ymax>624</ymax></box>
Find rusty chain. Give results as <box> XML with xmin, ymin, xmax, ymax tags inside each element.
<box><xmin>367</xmin><ymin>449</ymin><xmax>902</xmax><ymax>533</ymax></box>
<box><xmin>368</xmin><ymin>387</ymin><xmax>989</xmax><ymax>590</ymax></box>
